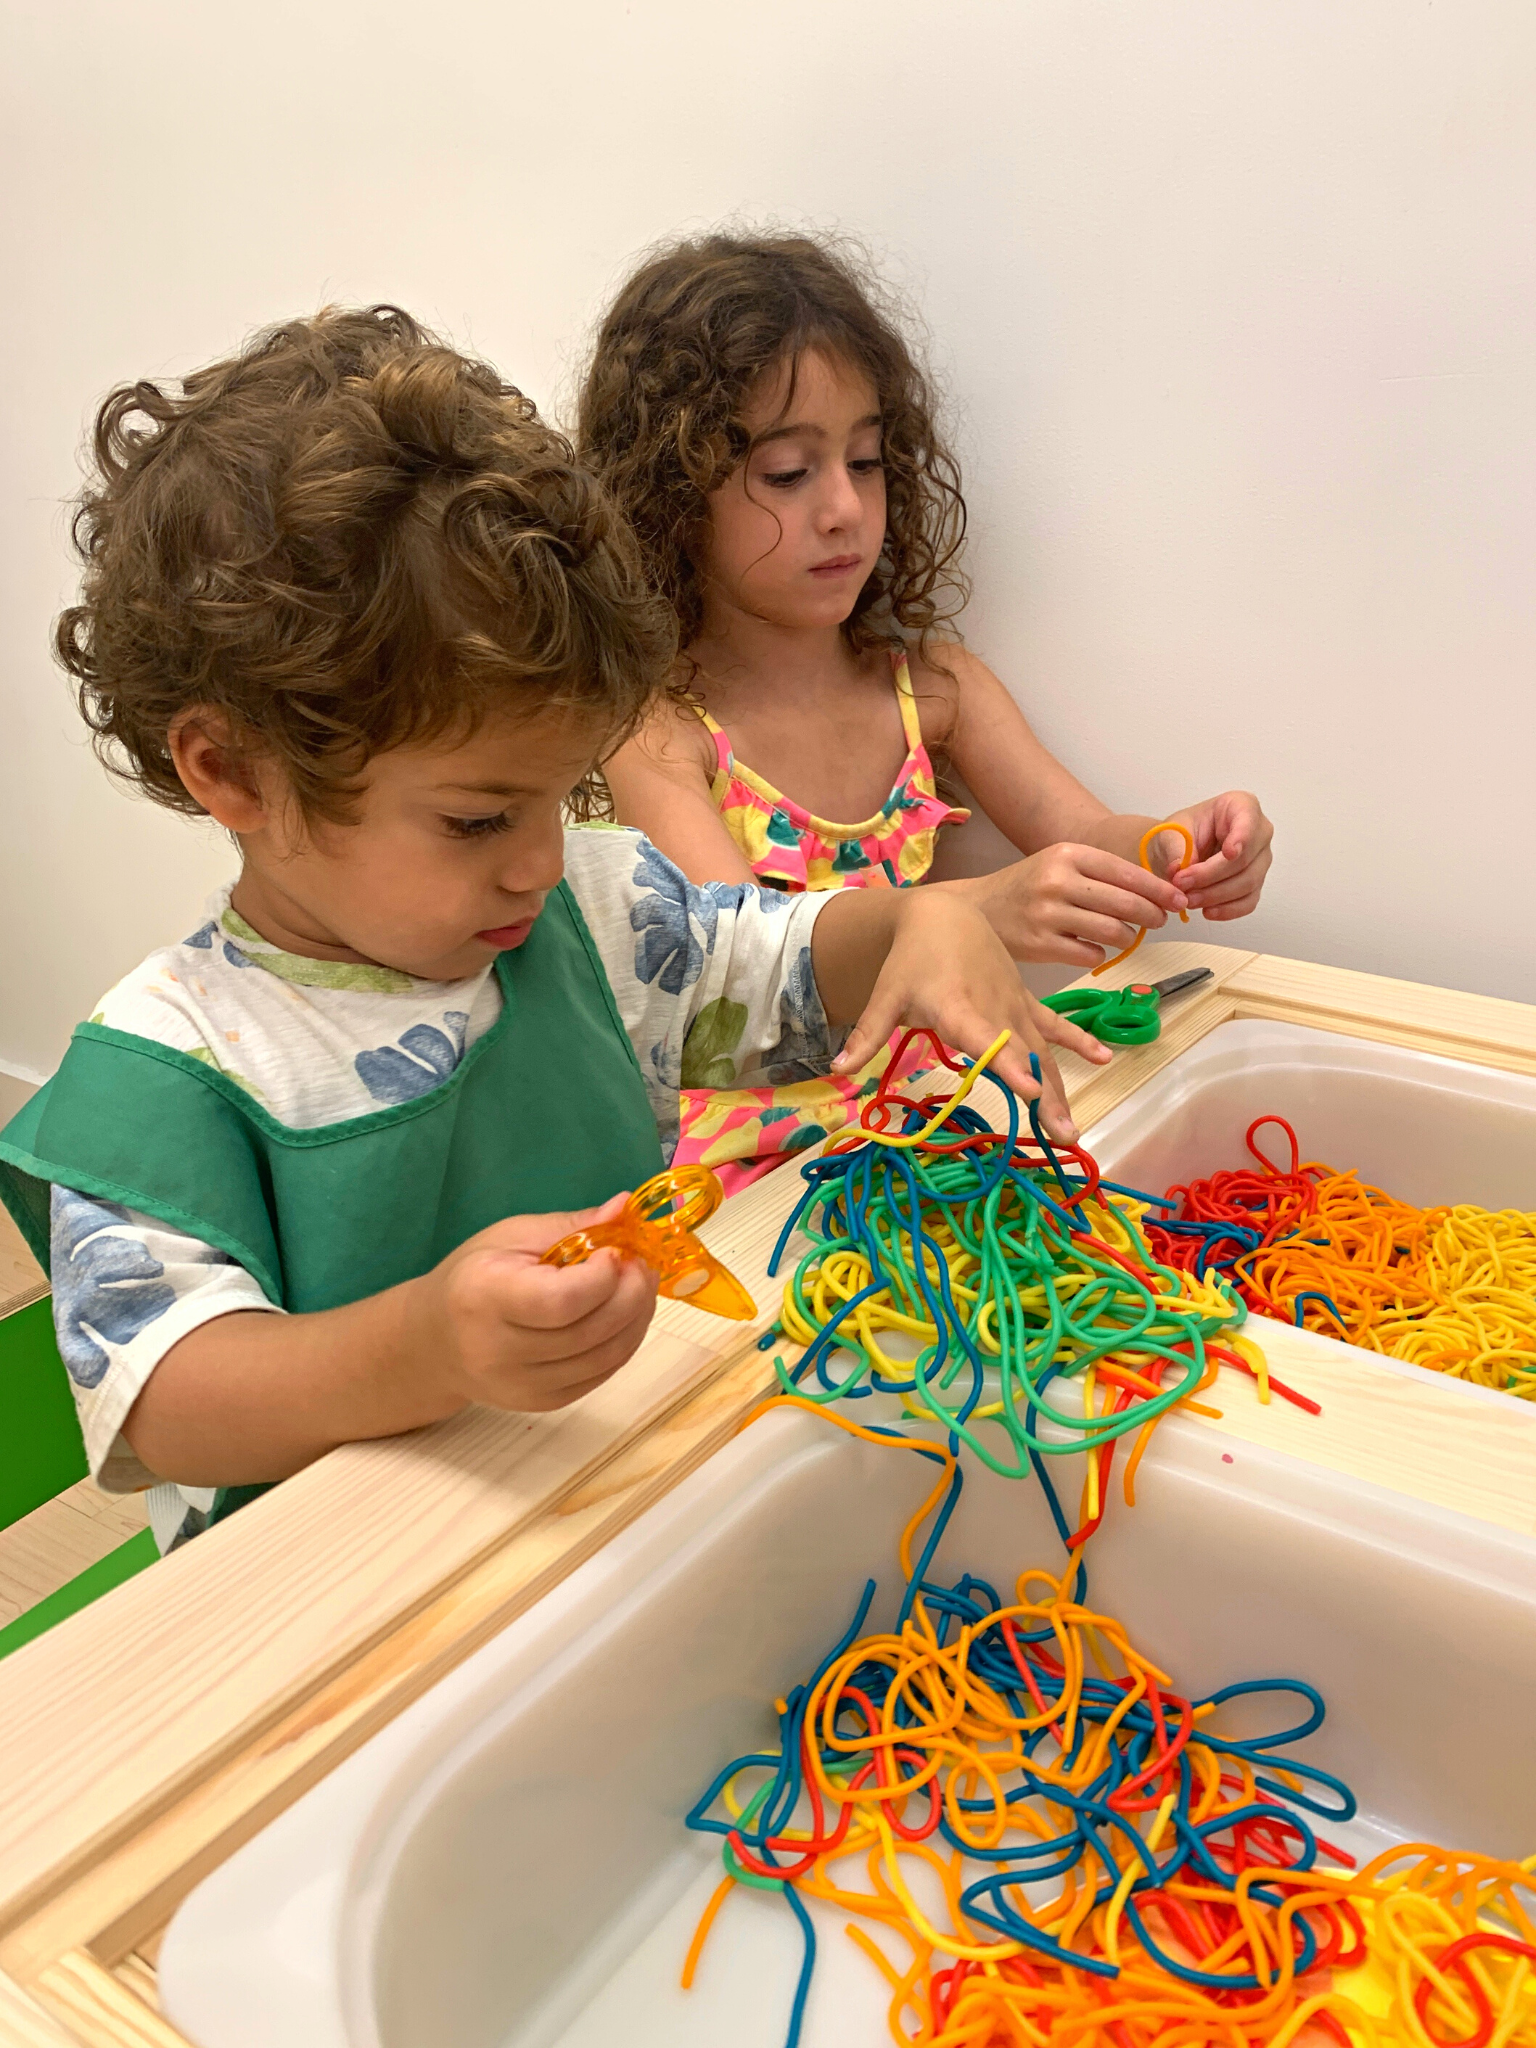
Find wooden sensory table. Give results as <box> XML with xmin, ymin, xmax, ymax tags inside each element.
<box><xmin>1</xmin><ymin>942</ymin><xmax>1533</xmax><ymax>2048</ymax></box>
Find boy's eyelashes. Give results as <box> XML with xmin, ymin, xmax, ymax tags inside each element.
<box><xmin>442</xmin><ymin>810</ymin><xmax>515</xmax><ymax>839</ymax></box>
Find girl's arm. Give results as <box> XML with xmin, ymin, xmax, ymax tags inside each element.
<box><xmin>602</xmin><ymin>701</ymin><xmax>757</xmax><ymax>886</ymax></box>
<box><xmin>922</xmin><ymin>648</ymin><xmax>1273</xmax><ymax>965</ymax></box>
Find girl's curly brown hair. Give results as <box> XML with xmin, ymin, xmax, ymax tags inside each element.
<box><xmin>57</xmin><ymin>304</ymin><xmax>676</xmax><ymax>824</ymax></box>
<box><xmin>575</xmin><ymin>230</ymin><xmax>969</xmax><ymax>675</ymax></box>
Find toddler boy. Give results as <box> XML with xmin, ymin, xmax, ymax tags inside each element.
<box><xmin>0</xmin><ymin>306</ymin><xmax>1095</xmax><ymax>1549</ymax></box>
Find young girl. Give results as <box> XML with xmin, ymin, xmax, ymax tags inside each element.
<box><xmin>578</xmin><ymin>232</ymin><xmax>1274</xmax><ymax>1184</ymax></box>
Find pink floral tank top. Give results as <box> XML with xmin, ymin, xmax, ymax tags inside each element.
<box><xmin>693</xmin><ymin>651</ymin><xmax>968</xmax><ymax>892</ymax></box>
<box><xmin>671</xmin><ymin>651</ymin><xmax>969</xmax><ymax>1191</ymax></box>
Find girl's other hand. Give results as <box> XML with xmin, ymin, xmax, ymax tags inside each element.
<box><xmin>949</xmin><ymin>845</ymin><xmax>1188</xmax><ymax>967</ymax></box>
<box><xmin>1157</xmin><ymin>793</ymin><xmax>1274</xmax><ymax>921</ymax></box>
<box><xmin>831</xmin><ymin>890</ymin><xmax>1111</xmax><ymax>1143</ymax></box>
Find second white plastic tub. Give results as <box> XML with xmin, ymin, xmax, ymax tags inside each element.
<box><xmin>159</xmin><ymin>1401</ymin><xmax>1536</xmax><ymax>2048</ymax></box>
<box><xmin>1078</xmin><ymin>1015</ymin><xmax>1536</xmax><ymax>1214</ymax></box>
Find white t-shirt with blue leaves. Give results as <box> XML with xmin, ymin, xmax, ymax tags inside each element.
<box><xmin>48</xmin><ymin>827</ymin><xmax>837</xmax><ymax>1548</ymax></box>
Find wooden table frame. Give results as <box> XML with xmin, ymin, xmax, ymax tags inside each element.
<box><xmin>2</xmin><ymin>942</ymin><xmax>1534</xmax><ymax>2047</ymax></box>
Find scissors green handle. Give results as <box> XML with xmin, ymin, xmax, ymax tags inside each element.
<box><xmin>1040</xmin><ymin>967</ymin><xmax>1214</xmax><ymax>1047</ymax></box>
<box><xmin>1040</xmin><ymin>984</ymin><xmax>1161</xmax><ymax>1045</ymax></box>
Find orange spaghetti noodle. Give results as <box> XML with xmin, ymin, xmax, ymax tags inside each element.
<box><xmin>1091</xmin><ymin>821</ymin><xmax>1195</xmax><ymax>978</ymax></box>
<box><xmin>1148</xmin><ymin>1118</ymin><xmax>1536</xmax><ymax>1399</ymax></box>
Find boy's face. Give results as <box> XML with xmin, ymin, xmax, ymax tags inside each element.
<box><xmin>228</xmin><ymin>705</ymin><xmax>604</xmax><ymax>981</ymax></box>
<box><xmin>699</xmin><ymin>347</ymin><xmax>887</xmax><ymax>636</ymax></box>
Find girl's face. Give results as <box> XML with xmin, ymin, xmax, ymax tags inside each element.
<box><xmin>698</xmin><ymin>347</ymin><xmax>886</xmax><ymax>634</ymax></box>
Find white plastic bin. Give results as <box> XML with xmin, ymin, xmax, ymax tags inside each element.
<box><xmin>1078</xmin><ymin>1016</ymin><xmax>1536</xmax><ymax>1213</ymax></box>
<box><xmin>160</xmin><ymin>1402</ymin><xmax>1536</xmax><ymax>2048</ymax></box>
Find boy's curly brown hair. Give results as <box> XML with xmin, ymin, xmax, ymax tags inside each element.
<box><xmin>58</xmin><ymin>304</ymin><xmax>676</xmax><ymax>823</ymax></box>
<box><xmin>575</xmin><ymin>231</ymin><xmax>969</xmax><ymax>676</ymax></box>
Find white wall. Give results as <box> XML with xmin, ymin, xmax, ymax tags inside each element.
<box><xmin>4</xmin><ymin>0</ymin><xmax>1533</xmax><ymax>1080</ymax></box>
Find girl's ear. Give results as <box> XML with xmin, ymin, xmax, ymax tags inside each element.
<box><xmin>168</xmin><ymin>709</ymin><xmax>270</xmax><ymax>832</ymax></box>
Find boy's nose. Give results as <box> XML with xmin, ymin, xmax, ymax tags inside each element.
<box><xmin>497</xmin><ymin>827</ymin><xmax>564</xmax><ymax>899</ymax></box>
<box><xmin>498</xmin><ymin>858</ymin><xmax>561</xmax><ymax>902</ymax></box>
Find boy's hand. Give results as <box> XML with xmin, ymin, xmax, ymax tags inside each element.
<box><xmin>1155</xmin><ymin>793</ymin><xmax>1273</xmax><ymax>921</ymax></box>
<box><xmin>948</xmin><ymin>845</ymin><xmax>1188</xmax><ymax>967</ymax></box>
<box><xmin>417</xmin><ymin>1195</ymin><xmax>660</xmax><ymax>1413</ymax></box>
<box><xmin>125</xmin><ymin>1193</ymin><xmax>663</xmax><ymax>1487</ymax></box>
<box><xmin>830</xmin><ymin>890</ymin><xmax>1110</xmax><ymax>1143</ymax></box>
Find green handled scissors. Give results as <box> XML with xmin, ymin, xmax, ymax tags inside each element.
<box><xmin>1041</xmin><ymin>967</ymin><xmax>1213</xmax><ymax>1046</ymax></box>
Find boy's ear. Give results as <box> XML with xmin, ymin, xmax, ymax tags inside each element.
<box><xmin>168</xmin><ymin>710</ymin><xmax>269</xmax><ymax>832</ymax></box>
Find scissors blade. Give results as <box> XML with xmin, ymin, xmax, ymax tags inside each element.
<box><xmin>1150</xmin><ymin>967</ymin><xmax>1214</xmax><ymax>1001</ymax></box>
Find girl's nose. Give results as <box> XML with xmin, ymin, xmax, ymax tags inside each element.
<box><xmin>816</xmin><ymin>465</ymin><xmax>864</xmax><ymax>533</ymax></box>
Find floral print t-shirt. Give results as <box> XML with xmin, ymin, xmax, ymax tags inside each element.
<box><xmin>48</xmin><ymin>826</ymin><xmax>840</xmax><ymax>1550</ymax></box>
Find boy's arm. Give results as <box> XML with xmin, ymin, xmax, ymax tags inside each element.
<box><xmin>122</xmin><ymin>1197</ymin><xmax>658</xmax><ymax>1486</ymax></box>
<box><xmin>574</xmin><ymin>830</ymin><xmax>1107</xmax><ymax>1140</ymax></box>
<box><xmin>808</xmin><ymin>886</ymin><xmax>1106</xmax><ymax>1133</ymax></box>
<box><xmin>126</xmin><ymin>1291</ymin><xmax>440</xmax><ymax>1486</ymax></box>
<box><xmin>50</xmin><ymin>1187</ymin><xmax>288</xmax><ymax>1495</ymax></box>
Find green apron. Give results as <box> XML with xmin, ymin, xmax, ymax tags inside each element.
<box><xmin>0</xmin><ymin>881</ymin><xmax>663</xmax><ymax>1519</ymax></box>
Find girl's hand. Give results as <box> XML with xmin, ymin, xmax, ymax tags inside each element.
<box><xmin>418</xmin><ymin>1194</ymin><xmax>661</xmax><ymax>1413</ymax></box>
<box><xmin>1155</xmin><ymin>794</ymin><xmax>1274</xmax><ymax>922</ymax></box>
<box><xmin>830</xmin><ymin>890</ymin><xmax>1110</xmax><ymax>1143</ymax></box>
<box><xmin>946</xmin><ymin>845</ymin><xmax>1188</xmax><ymax>967</ymax></box>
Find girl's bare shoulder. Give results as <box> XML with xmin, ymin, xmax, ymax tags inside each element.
<box><xmin>902</xmin><ymin>639</ymin><xmax>992</xmax><ymax>745</ymax></box>
<box><xmin>617</xmin><ymin>684</ymin><xmax>717</xmax><ymax>776</ymax></box>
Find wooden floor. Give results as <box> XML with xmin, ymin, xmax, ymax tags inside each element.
<box><xmin>0</xmin><ymin>1482</ymin><xmax>147</xmax><ymax>1630</ymax></box>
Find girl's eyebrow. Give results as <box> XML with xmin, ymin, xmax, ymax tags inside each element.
<box><xmin>755</xmin><ymin>411</ymin><xmax>882</xmax><ymax>447</ymax></box>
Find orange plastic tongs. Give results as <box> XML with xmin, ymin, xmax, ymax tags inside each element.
<box><xmin>539</xmin><ymin>1164</ymin><xmax>756</xmax><ymax>1321</ymax></box>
